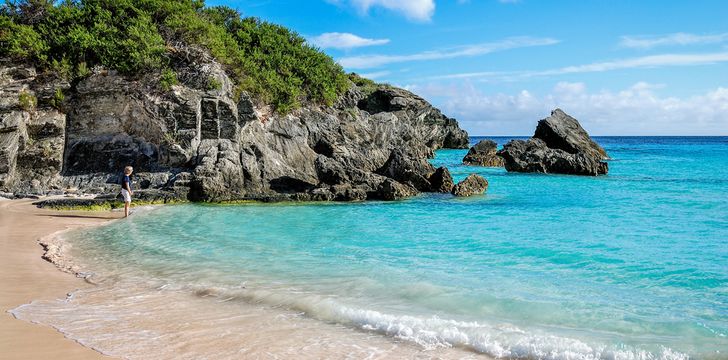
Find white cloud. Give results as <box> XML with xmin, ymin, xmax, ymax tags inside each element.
<box><xmin>431</xmin><ymin>52</ymin><xmax>728</xmax><ymax>81</ymax></box>
<box><xmin>620</xmin><ymin>32</ymin><xmax>728</xmax><ymax>49</ymax></box>
<box><xmin>330</xmin><ymin>0</ymin><xmax>435</xmax><ymax>21</ymax></box>
<box><xmin>407</xmin><ymin>82</ymin><xmax>728</xmax><ymax>135</ymax></box>
<box><xmin>338</xmin><ymin>36</ymin><xmax>560</xmax><ymax>69</ymax></box>
<box><xmin>309</xmin><ymin>32</ymin><xmax>390</xmax><ymax>50</ymax></box>
<box><xmin>358</xmin><ymin>70</ymin><xmax>391</xmax><ymax>79</ymax></box>
<box><xmin>538</xmin><ymin>52</ymin><xmax>728</xmax><ymax>75</ymax></box>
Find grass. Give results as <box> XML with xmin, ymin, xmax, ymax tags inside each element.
<box><xmin>40</xmin><ymin>198</ymin><xmax>189</xmax><ymax>211</ymax></box>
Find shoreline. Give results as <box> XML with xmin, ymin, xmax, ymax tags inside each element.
<box><xmin>2</xmin><ymin>199</ymin><xmax>489</xmax><ymax>359</ymax></box>
<box><xmin>0</xmin><ymin>198</ymin><xmax>116</xmax><ymax>360</ymax></box>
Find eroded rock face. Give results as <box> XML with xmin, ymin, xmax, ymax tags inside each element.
<box><xmin>376</xmin><ymin>149</ymin><xmax>436</xmax><ymax>192</ymax></box>
<box><xmin>0</xmin><ymin>62</ymin><xmax>68</xmax><ymax>193</ymax></box>
<box><xmin>497</xmin><ymin>109</ymin><xmax>609</xmax><ymax>176</ymax></box>
<box><xmin>0</xmin><ymin>52</ymin><xmax>469</xmax><ymax>202</ymax></box>
<box><xmin>462</xmin><ymin>139</ymin><xmax>504</xmax><ymax>167</ymax></box>
<box><xmin>451</xmin><ymin>174</ymin><xmax>488</xmax><ymax>197</ymax></box>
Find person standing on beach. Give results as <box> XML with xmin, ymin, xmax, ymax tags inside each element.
<box><xmin>121</xmin><ymin>166</ymin><xmax>133</xmax><ymax>218</ymax></box>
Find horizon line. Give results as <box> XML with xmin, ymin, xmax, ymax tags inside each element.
<box><xmin>469</xmin><ymin>134</ymin><xmax>728</xmax><ymax>137</ymax></box>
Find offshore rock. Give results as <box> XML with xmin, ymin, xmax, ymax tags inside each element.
<box><xmin>462</xmin><ymin>139</ymin><xmax>504</xmax><ymax>167</ymax></box>
<box><xmin>497</xmin><ymin>109</ymin><xmax>608</xmax><ymax>176</ymax></box>
<box><xmin>451</xmin><ymin>174</ymin><xmax>488</xmax><ymax>197</ymax></box>
<box><xmin>534</xmin><ymin>108</ymin><xmax>608</xmax><ymax>160</ymax></box>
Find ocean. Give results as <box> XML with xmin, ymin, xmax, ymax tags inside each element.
<box><xmin>12</xmin><ymin>136</ymin><xmax>728</xmax><ymax>359</ymax></box>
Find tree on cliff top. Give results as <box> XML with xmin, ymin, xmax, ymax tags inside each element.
<box><xmin>0</xmin><ymin>0</ymin><xmax>350</xmax><ymax>113</ymax></box>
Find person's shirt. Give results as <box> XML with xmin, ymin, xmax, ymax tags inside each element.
<box><xmin>122</xmin><ymin>174</ymin><xmax>132</xmax><ymax>191</ymax></box>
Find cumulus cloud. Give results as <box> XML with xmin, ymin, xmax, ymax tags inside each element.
<box><xmin>330</xmin><ymin>0</ymin><xmax>435</xmax><ymax>21</ymax></box>
<box><xmin>406</xmin><ymin>82</ymin><xmax>728</xmax><ymax>136</ymax></box>
<box><xmin>309</xmin><ymin>32</ymin><xmax>390</xmax><ymax>50</ymax></box>
<box><xmin>338</xmin><ymin>36</ymin><xmax>559</xmax><ymax>69</ymax></box>
<box><xmin>620</xmin><ymin>32</ymin><xmax>728</xmax><ymax>49</ymax></box>
<box><xmin>431</xmin><ymin>52</ymin><xmax>728</xmax><ymax>80</ymax></box>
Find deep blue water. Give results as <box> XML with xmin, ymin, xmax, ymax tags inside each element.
<box><xmin>17</xmin><ymin>137</ymin><xmax>728</xmax><ymax>359</ymax></box>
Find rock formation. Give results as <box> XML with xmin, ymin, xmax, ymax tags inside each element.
<box><xmin>497</xmin><ymin>109</ymin><xmax>609</xmax><ymax>176</ymax></box>
<box><xmin>428</xmin><ymin>167</ymin><xmax>454</xmax><ymax>193</ymax></box>
<box><xmin>451</xmin><ymin>174</ymin><xmax>488</xmax><ymax>197</ymax></box>
<box><xmin>0</xmin><ymin>51</ymin><xmax>469</xmax><ymax>202</ymax></box>
<box><xmin>462</xmin><ymin>139</ymin><xmax>504</xmax><ymax>167</ymax></box>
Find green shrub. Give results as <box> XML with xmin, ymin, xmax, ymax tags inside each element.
<box><xmin>1</xmin><ymin>0</ymin><xmax>352</xmax><ymax>113</ymax></box>
<box><xmin>349</xmin><ymin>73</ymin><xmax>378</xmax><ymax>96</ymax></box>
<box><xmin>206</xmin><ymin>77</ymin><xmax>222</xmax><ymax>91</ymax></box>
<box><xmin>18</xmin><ymin>90</ymin><xmax>37</xmax><ymax>111</ymax></box>
<box><xmin>41</xmin><ymin>142</ymin><xmax>53</xmax><ymax>157</ymax></box>
<box><xmin>162</xmin><ymin>132</ymin><xmax>178</xmax><ymax>145</ymax></box>
<box><xmin>51</xmin><ymin>88</ymin><xmax>64</xmax><ymax>110</ymax></box>
<box><xmin>76</xmin><ymin>61</ymin><xmax>90</xmax><ymax>78</ymax></box>
<box><xmin>0</xmin><ymin>14</ymin><xmax>48</xmax><ymax>62</ymax></box>
<box><xmin>160</xmin><ymin>68</ymin><xmax>178</xmax><ymax>91</ymax></box>
<box><xmin>50</xmin><ymin>57</ymin><xmax>72</xmax><ymax>80</ymax></box>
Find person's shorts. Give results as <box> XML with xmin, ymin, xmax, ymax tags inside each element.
<box><xmin>121</xmin><ymin>189</ymin><xmax>132</xmax><ymax>203</ymax></box>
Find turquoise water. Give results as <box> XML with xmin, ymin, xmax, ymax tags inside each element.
<box><xmin>36</xmin><ymin>137</ymin><xmax>728</xmax><ymax>358</ymax></box>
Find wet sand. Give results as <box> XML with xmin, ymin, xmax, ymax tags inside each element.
<box><xmin>0</xmin><ymin>198</ymin><xmax>115</xmax><ymax>360</ymax></box>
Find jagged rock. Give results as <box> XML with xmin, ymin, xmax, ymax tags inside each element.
<box><xmin>534</xmin><ymin>109</ymin><xmax>608</xmax><ymax>160</ymax></box>
<box><xmin>463</xmin><ymin>139</ymin><xmax>504</xmax><ymax>167</ymax></box>
<box><xmin>329</xmin><ymin>184</ymin><xmax>367</xmax><ymax>201</ymax></box>
<box><xmin>451</xmin><ymin>174</ymin><xmax>488</xmax><ymax>197</ymax></box>
<box><xmin>355</xmin><ymin>87</ymin><xmax>469</xmax><ymax>149</ymax></box>
<box><xmin>315</xmin><ymin>155</ymin><xmax>348</xmax><ymax>185</ymax></box>
<box><xmin>237</xmin><ymin>93</ymin><xmax>257</xmax><ymax>121</ymax></box>
<box><xmin>188</xmin><ymin>140</ymin><xmax>246</xmax><ymax>201</ymax></box>
<box><xmin>428</xmin><ymin>166</ymin><xmax>454</xmax><ymax>193</ymax></box>
<box><xmin>64</xmin><ymin>134</ymin><xmax>159</xmax><ymax>173</ymax></box>
<box><xmin>497</xmin><ymin>109</ymin><xmax>608</xmax><ymax>176</ymax></box>
<box><xmin>0</xmin><ymin>53</ymin><xmax>469</xmax><ymax>201</ymax></box>
<box><xmin>498</xmin><ymin>138</ymin><xmax>608</xmax><ymax>175</ymax></box>
<box><xmin>377</xmin><ymin>149</ymin><xmax>435</xmax><ymax>192</ymax></box>
<box><xmin>0</xmin><ymin>131</ymin><xmax>19</xmax><ymax>187</ymax></box>
<box><xmin>372</xmin><ymin>178</ymin><xmax>417</xmax><ymax>201</ymax></box>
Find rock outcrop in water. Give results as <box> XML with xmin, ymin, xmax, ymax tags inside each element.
<box><xmin>462</xmin><ymin>139</ymin><xmax>504</xmax><ymax>167</ymax></box>
<box><xmin>428</xmin><ymin>167</ymin><xmax>454</xmax><ymax>193</ymax></box>
<box><xmin>497</xmin><ymin>109</ymin><xmax>609</xmax><ymax>176</ymax></box>
<box><xmin>0</xmin><ymin>51</ymin><xmax>469</xmax><ymax>202</ymax></box>
<box><xmin>451</xmin><ymin>174</ymin><xmax>488</xmax><ymax>197</ymax></box>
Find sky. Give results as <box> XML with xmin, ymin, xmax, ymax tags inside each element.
<box><xmin>208</xmin><ymin>0</ymin><xmax>728</xmax><ymax>135</ymax></box>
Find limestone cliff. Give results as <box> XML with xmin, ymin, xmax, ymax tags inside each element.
<box><xmin>0</xmin><ymin>51</ymin><xmax>468</xmax><ymax>202</ymax></box>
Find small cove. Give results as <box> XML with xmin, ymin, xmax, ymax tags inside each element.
<box><xmin>12</xmin><ymin>136</ymin><xmax>728</xmax><ymax>359</ymax></box>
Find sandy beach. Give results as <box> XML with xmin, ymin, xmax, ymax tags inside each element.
<box><xmin>0</xmin><ymin>198</ymin><xmax>115</xmax><ymax>360</ymax></box>
<box><xmin>0</xmin><ymin>199</ymin><xmax>485</xmax><ymax>359</ymax></box>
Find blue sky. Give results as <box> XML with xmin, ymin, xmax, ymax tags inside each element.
<box><xmin>209</xmin><ymin>0</ymin><xmax>728</xmax><ymax>135</ymax></box>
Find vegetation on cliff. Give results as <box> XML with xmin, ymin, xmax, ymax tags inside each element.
<box><xmin>0</xmin><ymin>0</ymin><xmax>350</xmax><ymax>112</ymax></box>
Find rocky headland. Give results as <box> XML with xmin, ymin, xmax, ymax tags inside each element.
<box><xmin>0</xmin><ymin>56</ymin><xmax>469</xmax><ymax>204</ymax></box>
